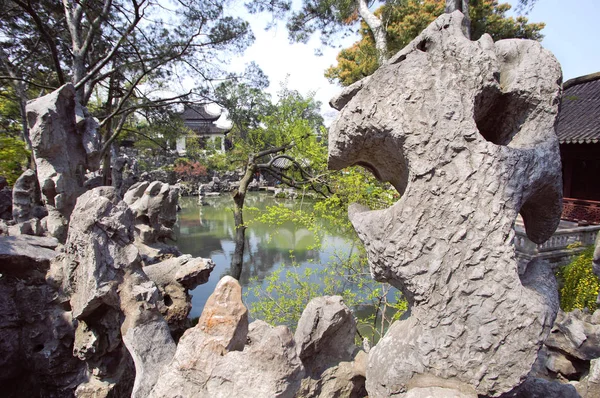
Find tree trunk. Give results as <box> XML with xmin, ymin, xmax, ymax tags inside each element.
<box><xmin>231</xmin><ymin>158</ymin><xmax>257</xmax><ymax>279</ymax></box>
<box><xmin>445</xmin><ymin>0</ymin><xmax>471</xmax><ymax>38</ymax></box>
<box><xmin>356</xmin><ymin>0</ymin><xmax>388</xmax><ymax>65</ymax></box>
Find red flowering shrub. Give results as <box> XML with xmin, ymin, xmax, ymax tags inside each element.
<box><xmin>174</xmin><ymin>159</ymin><xmax>207</xmax><ymax>181</ymax></box>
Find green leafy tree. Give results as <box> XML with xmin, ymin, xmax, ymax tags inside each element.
<box><xmin>0</xmin><ymin>136</ymin><xmax>30</xmax><ymax>185</ymax></box>
<box><xmin>229</xmin><ymin>85</ymin><xmax>328</xmax><ymax>278</ymax></box>
<box><xmin>326</xmin><ymin>0</ymin><xmax>545</xmax><ymax>86</ymax></box>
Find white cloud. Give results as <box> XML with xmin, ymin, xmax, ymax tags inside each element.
<box><xmin>227</xmin><ymin>7</ymin><xmax>358</xmax><ymax>125</ymax></box>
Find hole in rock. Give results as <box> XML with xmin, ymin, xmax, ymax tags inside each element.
<box><xmin>518</xmin><ymin>183</ymin><xmax>561</xmax><ymax>244</ymax></box>
<box><xmin>416</xmin><ymin>38</ymin><xmax>430</xmax><ymax>52</ymax></box>
<box><xmin>60</xmin><ymin>300</ymin><xmax>72</xmax><ymax>312</ymax></box>
<box><xmin>474</xmin><ymin>85</ymin><xmax>535</xmax><ymax>146</ymax></box>
<box><xmin>164</xmin><ymin>294</ymin><xmax>173</xmax><ymax>307</ymax></box>
<box><xmin>33</xmin><ymin>344</ymin><xmax>44</xmax><ymax>352</ymax></box>
<box><xmin>391</xmin><ymin>54</ymin><xmax>407</xmax><ymax>64</ymax></box>
<box><xmin>355</xmin><ymin>161</ymin><xmax>383</xmax><ymax>182</ymax></box>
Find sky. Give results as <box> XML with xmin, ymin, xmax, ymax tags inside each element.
<box><xmin>225</xmin><ymin>0</ymin><xmax>600</xmax><ymax>125</ymax></box>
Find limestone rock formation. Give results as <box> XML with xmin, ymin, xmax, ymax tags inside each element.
<box><xmin>26</xmin><ymin>83</ymin><xmax>100</xmax><ymax>241</ymax></box>
<box><xmin>0</xmin><ymin>235</ymin><xmax>83</xmax><ymax>397</ymax></box>
<box><xmin>144</xmin><ymin>255</ymin><xmax>215</xmax><ymax>335</ymax></box>
<box><xmin>328</xmin><ymin>11</ymin><xmax>563</xmax><ymax>397</ymax></box>
<box><xmin>123</xmin><ymin>181</ymin><xmax>179</xmax><ymax>245</ymax></box>
<box><xmin>112</xmin><ymin>155</ymin><xmax>138</xmax><ymax>196</ymax></box>
<box><xmin>545</xmin><ymin>309</ymin><xmax>600</xmax><ymax>362</ymax></box>
<box><xmin>150</xmin><ymin>276</ymin><xmax>305</xmax><ymax>398</ymax></box>
<box><xmin>11</xmin><ymin>169</ymin><xmax>46</xmax><ymax>223</ymax></box>
<box><xmin>0</xmin><ymin>176</ymin><xmax>12</xmax><ymax>220</ymax></box>
<box><xmin>295</xmin><ymin>296</ymin><xmax>367</xmax><ymax>397</ymax></box>
<box><xmin>55</xmin><ymin>186</ymin><xmax>175</xmax><ymax>397</ymax></box>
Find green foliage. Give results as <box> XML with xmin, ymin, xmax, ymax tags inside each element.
<box><xmin>0</xmin><ymin>87</ymin><xmax>23</xmax><ymax>137</ymax></box>
<box><xmin>557</xmin><ymin>246</ymin><xmax>599</xmax><ymax>312</ymax></box>
<box><xmin>314</xmin><ymin>167</ymin><xmax>397</xmax><ymax>234</ymax></box>
<box><xmin>326</xmin><ymin>0</ymin><xmax>546</xmax><ymax>86</ymax></box>
<box><xmin>131</xmin><ymin>109</ymin><xmax>192</xmax><ymax>151</ymax></box>
<box><xmin>0</xmin><ymin>136</ymin><xmax>30</xmax><ymax>185</ymax></box>
<box><xmin>214</xmin><ymin>68</ymin><xmax>273</xmax><ymax>145</ymax></box>
<box><xmin>247</xmin><ymin>247</ymin><xmax>407</xmax><ymax>343</ymax></box>
<box><xmin>246</xmin><ymin>166</ymin><xmax>405</xmax><ymax>343</ymax></box>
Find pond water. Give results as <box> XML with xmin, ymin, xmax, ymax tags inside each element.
<box><xmin>174</xmin><ymin>192</ymin><xmax>354</xmax><ymax>318</ymax></box>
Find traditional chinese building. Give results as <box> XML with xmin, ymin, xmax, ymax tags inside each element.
<box><xmin>556</xmin><ymin>72</ymin><xmax>600</xmax><ymax>224</ymax></box>
<box><xmin>177</xmin><ymin>104</ymin><xmax>232</xmax><ymax>154</ymax></box>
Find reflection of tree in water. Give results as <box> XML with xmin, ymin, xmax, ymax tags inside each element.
<box><xmin>228</xmin><ymin>236</ymin><xmax>321</xmax><ymax>286</ymax></box>
<box><xmin>176</xmin><ymin>193</ymin><xmax>324</xmax><ymax>286</ymax></box>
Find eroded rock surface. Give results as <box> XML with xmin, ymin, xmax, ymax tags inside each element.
<box><xmin>144</xmin><ymin>255</ymin><xmax>215</xmax><ymax>336</ymax></box>
<box><xmin>26</xmin><ymin>83</ymin><xmax>100</xmax><ymax>241</ymax></box>
<box><xmin>123</xmin><ymin>181</ymin><xmax>179</xmax><ymax>245</ymax></box>
<box><xmin>295</xmin><ymin>296</ymin><xmax>367</xmax><ymax>397</ymax></box>
<box><xmin>54</xmin><ymin>186</ymin><xmax>175</xmax><ymax>397</ymax></box>
<box><xmin>10</xmin><ymin>169</ymin><xmax>48</xmax><ymax>236</ymax></box>
<box><xmin>150</xmin><ymin>276</ymin><xmax>305</xmax><ymax>398</ymax></box>
<box><xmin>328</xmin><ymin>11</ymin><xmax>562</xmax><ymax>397</ymax></box>
<box><xmin>0</xmin><ymin>234</ymin><xmax>81</xmax><ymax>397</ymax></box>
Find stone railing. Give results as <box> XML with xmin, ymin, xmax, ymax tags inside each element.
<box><xmin>514</xmin><ymin>223</ymin><xmax>600</xmax><ymax>269</ymax></box>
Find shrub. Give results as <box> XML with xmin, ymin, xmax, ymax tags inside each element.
<box><xmin>558</xmin><ymin>246</ymin><xmax>599</xmax><ymax>312</ymax></box>
<box><xmin>173</xmin><ymin>159</ymin><xmax>207</xmax><ymax>181</ymax></box>
<box><xmin>0</xmin><ymin>136</ymin><xmax>30</xmax><ymax>185</ymax></box>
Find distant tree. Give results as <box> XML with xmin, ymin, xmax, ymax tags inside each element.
<box><xmin>0</xmin><ymin>136</ymin><xmax>30</xmax><ymax>185</ymax></box>
<box><xmin>325</xmin><ymin>0</ymin><xmax>545</xmax><ymax>86</ymax></box>
<box><xmin>214</xmin><ymin>63</ymin><xmax>274</xmax><ymax>144</ymax></box>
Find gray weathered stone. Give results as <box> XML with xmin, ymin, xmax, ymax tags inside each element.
<box><xmin>8</xmin><ymin>218</ymin><xmax>43</xmax><ymax>237</ymax></box>
<box><xmin>150</xmin><ymin>276</ymin><xmax>305</xmax><ymax>398</ymax></box>
<box><xmin>0</xmin><ymin>235</ymin><xmax>58</xmax><ymax>277</ymax></box>
<box><xmin>0</xmin><ymin>234</ymin><xmax>81</xmax><ymax>397</ymax></box>
<box><xmin>112</xmin><ymin>156</ymin><xmax>138</xmax><ymax>196</ymax></box>
<box><xmin>545</xmin><ymin>309</ymin><xmax>600</xmax><ymax>362</ymax></box>
<box><xmin>57</xmin><ymin>186</ymin><xmax>175</xmax><ymax>397</ymax></box>
<box><xmin>124</xmin><ymin>181</ymin><xmax>179</xmax><ymax>244</ymax></box>
<box><xmin>295</xmin><ymin>296</ymin><xmax>366</xmax><ymax>397</ymax></box>
<box><xmin>11</xmin><ymin>169</ymin><xmax>40</xmax><ymax>223</ymax></box>
<box><xmin>404</xmin><ymin>386</ymin><xmax>477</xmax><ymax>398</ymax></box>
<box><xmin>508</xmin><ymin>377</ymin><xmax>580</xmax><ymax>398</ymax></box>
<box><xmin>143</xmin><ymin>255</ymin><xmax>215</xmax><ymax>335</ymax></box>
<box><xmin>328</xmin><ymin>11</ymin><xmax>562</xmax><ymax>397</ymax></box>
<box><xmin>295</xmin><ymin>296</ymin><xmax>356</xmax><ymax>364</ymax></box>
<box><xmin>26</xmin><ymin>84</ymin><xmax>100</xmax><ymax>241</ymax></box>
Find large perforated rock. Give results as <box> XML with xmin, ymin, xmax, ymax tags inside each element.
<box><xmin>57</xmin><ymin>187</ymin><xmax>175</xmax><ymax>397</ymax></box>
<box><xmin>25</xmin><ymin>84</ymin><xmax>100</xmax><ymax>241</ymax></box>
<box><xmin>328</xmin><ymin>11</ymin><xmax>562</xmax><ymax>397</ymax></box>
<box><xmin>123</xmin><ymin>181</ymin><xmax>179</xmax><ymax>245</ymax></box>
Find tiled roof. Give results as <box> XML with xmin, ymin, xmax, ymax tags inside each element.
<box><xmin>182</xmin><ymin>105</ymin><xmax>221</xmax><ymax>121</ymax></box>
<box><xmin>181</xmin><ymin>104</ymin><xmax>231</xmax><ymax>135</ymax></box>
<box><xmin>556</xmin><ymin>72</ymin><xmax>600</xmax><ymax>144</ymax></box>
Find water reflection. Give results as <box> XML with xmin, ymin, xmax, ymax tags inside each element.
<box><xmin>174</xmin><ymin>193</ymin><xmax>348</xmax><ymax>318</ymax></box>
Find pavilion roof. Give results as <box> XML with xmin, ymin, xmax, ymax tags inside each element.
<box><xmin>556</xmin><ymin>72</ymin><xmax>600</xmax><ymax>144</ymax></box>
